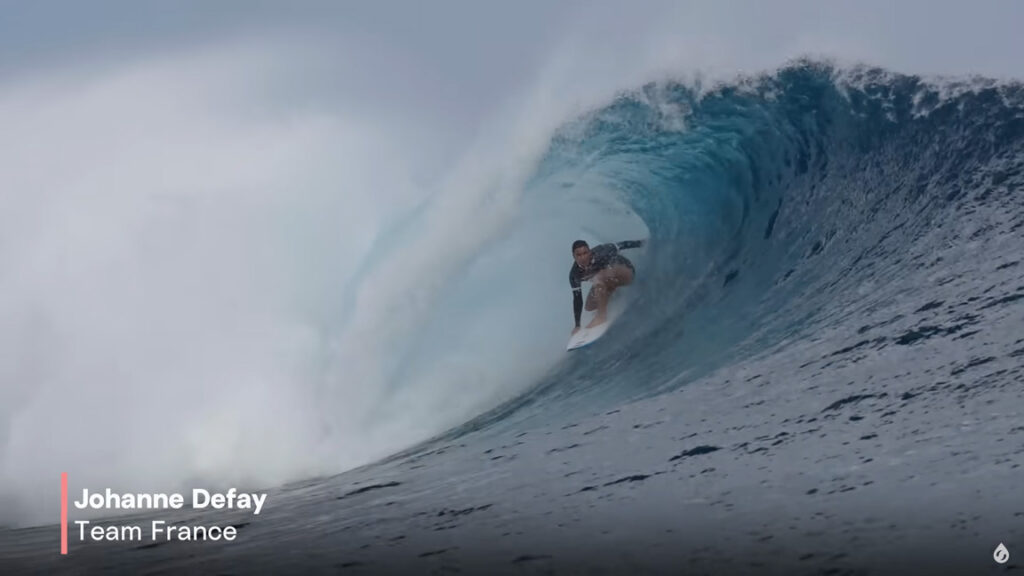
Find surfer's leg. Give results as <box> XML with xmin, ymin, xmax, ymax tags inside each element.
<box><xmin>585</xmin><ymin>286</ymin><xmax>600</xmax><ymax>311</ymax></box>
<box><xmin>586</xmin><ymin>265</ymin><xmax>634</xmax><ymax>327</ymax></box>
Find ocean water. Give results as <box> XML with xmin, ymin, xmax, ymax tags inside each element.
<box><xmin>443</xmin><ymin>61</ymin><xmax>1024</xmax><ymax>436</ymax></box>
<box><xmin>3</xmin><ymin>61</ymin><xmax>1023</xmax><ymax>574</ymax></box>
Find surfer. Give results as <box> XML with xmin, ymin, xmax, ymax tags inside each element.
<box><xmin>570</xmin><ymin>239</ymin><xmax>645</xmax><ymax>333</ymax></box>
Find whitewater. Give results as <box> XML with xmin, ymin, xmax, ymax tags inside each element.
<box><xmin>1</xmin><ymin>14</ymin><xmax>1023</xmax><ymax>574</ymax></box>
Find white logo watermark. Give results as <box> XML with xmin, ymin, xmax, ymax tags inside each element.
<box><xmin>994</xmin><ymin>543</ymin><xmax>1010</xmax><ymax>564</ymax></box>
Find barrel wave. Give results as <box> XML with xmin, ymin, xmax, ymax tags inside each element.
<box><xmin>452</xmin><ymin>60</ymin><xmax>1024</xmax><ymax>434</ymax></box>
<box><xmin>248</xmin><ymin>61</ymin><xmax>1024</xmax><ymax>574</ymax></box>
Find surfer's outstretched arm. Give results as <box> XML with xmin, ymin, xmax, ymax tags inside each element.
<box><xmin>616</xmin><ymin>239</ymin><xmax>646</xmax><ymax>250</ymax></box>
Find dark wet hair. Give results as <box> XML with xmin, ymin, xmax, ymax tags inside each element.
<box><xmin>571</xmin><ymin>240</ymin><xmax>589</xmax><ymax>252</ymax></box>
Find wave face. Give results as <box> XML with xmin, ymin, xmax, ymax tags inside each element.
<box><xmin>451</xmin><ymin>61</ymin><xmax>1024</xmax><ymax>435</ymax></box>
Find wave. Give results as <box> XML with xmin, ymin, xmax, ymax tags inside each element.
<box><xmin>2</xmin><ymin>56</ymin><xmax>1022</xmax><ymax>530</ymax></box>
<box><xmin>440</xmin><ymin>60</ymin><xmax>1024</xmax><ymax>437</ymax></box>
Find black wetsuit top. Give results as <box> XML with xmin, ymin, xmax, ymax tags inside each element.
<box><xmin>570</xmin><ymin>240</ymin><xmax>645</xmax><ymax>327</ymax></box>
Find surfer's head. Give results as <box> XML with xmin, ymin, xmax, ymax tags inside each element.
<box><xmin>572</xmin><ymin>240</ymin><xmax>591</xmax><ymax>268</ymax></box>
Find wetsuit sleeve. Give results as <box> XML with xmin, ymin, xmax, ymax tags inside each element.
<box><xmin>570</xmin><ymin>268</ymin><xmax>583</xmax><ymax>327</ymax></box>
<box><xmin>616</xmin><ymin>239</ymin><xmax>646</xmax><ymax>250</ymax></box>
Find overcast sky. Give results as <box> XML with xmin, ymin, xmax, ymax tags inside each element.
<box><xmin>5</xmin><ymin>1</ymin><xmax>1024</xmax><ymax>88</ymax></box>
<box><xmin>3</xmin><ymin>0</ymin><xmax>1023</xmax><ymax>157</ymax></box>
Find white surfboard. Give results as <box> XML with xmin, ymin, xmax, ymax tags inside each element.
<box><xmin>566</xmin><ymin>292</ymin><xmax>628</xmax><ymax>351</ymax></box>
<box><xmin>566</xmin><ymin>321</ymin><xmax>612</xmax><ymax>351</ymax></box>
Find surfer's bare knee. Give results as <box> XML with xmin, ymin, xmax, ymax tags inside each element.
<box><xmin>611</xmin><ymin>265</ymin><xmax>634</xmax><ymax>287</ymax></box>
<box><xmin>598</xmin><ymin>265</ymin><xmax>633</xmax><ymax>290</ymax></box>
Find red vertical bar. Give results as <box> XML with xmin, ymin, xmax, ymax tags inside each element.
<box><xmin>61</xmin><ymin>473</ymin><xmax>68</xmax><ymax>555</ymax></box>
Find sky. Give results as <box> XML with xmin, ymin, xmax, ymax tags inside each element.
<box><xmin>5</xmin><ymin>1</ymin><xmax>1024</xmax><ymax>124</ymax></box>
<box><xmin>3</xmin><ymin>1</ymin><xmax>1023</xmax><ymax>168</ymax></box>
<box><xmin>5</xmin><ymin>2</ymin><xmax>1024</xmax><ymax>74</ymax></box>
<box><xmin>2</xmin><ymin>0</ymin><xmax>1024</xmax><ymax>528</ymax></box>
